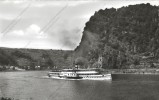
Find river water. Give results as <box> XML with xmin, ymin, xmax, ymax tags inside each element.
<box><xmin>0</xmin><ymin>71</ymin><xmax>159</xmax><ymax>100</ymax></box>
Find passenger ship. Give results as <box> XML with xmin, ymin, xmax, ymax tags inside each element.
<box><xmin>47</xmin><ymin>68</ymin><xmax>111</xmax><ymax>80</ymax></box>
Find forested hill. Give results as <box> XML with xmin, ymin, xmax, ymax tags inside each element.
<box><xmin>75</xmin><ymin>3</ymin><xmax>159</xmax><ymax>69</ymax></box>
<box><xmin>0</xmin><ymin>47</ymin><xmax>73</xmax><ymax>69</ymax></box>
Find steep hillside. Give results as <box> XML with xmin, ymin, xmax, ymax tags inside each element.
<box><xmin>75</xmin><ymin>3</ymin><xmax>159</xmax><ymax>69</ymax></box>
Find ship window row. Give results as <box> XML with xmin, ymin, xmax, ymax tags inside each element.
<box><xmin>79</xmin><ymin>74</ymin><xmax>98</xmax><ymax>75</ymax></box>
<box><xmin>67</xmin><ymin>74</ymin><xmax>76</xmax><ymax>76</ymax></box>
<box><xmin>83</xmin><ymin>76</ymin><xmax>102</xmax><ymax>78</ymax></box>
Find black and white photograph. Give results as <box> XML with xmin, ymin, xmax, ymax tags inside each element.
<box><xmin>0</xmin><ymin>0</ymin><xmax>159</xmax><ymax>100</ymax></box>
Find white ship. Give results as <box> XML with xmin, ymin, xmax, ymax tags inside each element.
<box><xmin>47</xmin><ymin>68</ymin><xmax>111</xmax><ymax>80</ymax></box>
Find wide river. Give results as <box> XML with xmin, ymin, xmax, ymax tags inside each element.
<box><xmin>0</xmin><ymin>71</ymin><xmax>159</xmax><ymax>100</ymax></box>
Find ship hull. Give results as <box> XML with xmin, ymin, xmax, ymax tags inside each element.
<box><xmin>48</xmin><ymin>74</ymin><xmax>111</xmax><ymax>80</ymax></box>
<box><xmin>47</xmin><ymin>68</ymin><xmax>112</xmax><ymax>80</ymax></box>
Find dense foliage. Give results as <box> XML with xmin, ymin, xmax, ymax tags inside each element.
<box><xmin>0</xmin><ymin>47</ymin><xmax>73</xmax><ymax>69</ymax></box>
<box><xmin>0</xmin><ymin>49</ymin><xmax>17</xmax><ymax>66</ymax></box>
<box><xmin>75</xmin><ymin>3</ymin><xmax>159</xmax><ymax>69</ymax></box>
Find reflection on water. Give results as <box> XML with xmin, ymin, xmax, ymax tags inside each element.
<box><xmin>0</xmin><ymin>71</ymin><xmax>159</xmax><ymax>100</ymax></box>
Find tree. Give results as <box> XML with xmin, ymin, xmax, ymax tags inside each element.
<box><xmin>75</xmin><ymin>57</ymin><xmax>88</xmax><ymax>68</ymax></box>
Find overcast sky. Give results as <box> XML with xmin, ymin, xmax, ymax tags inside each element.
<box><xmin>0</xmin><ymin>0</ymin><xmax>158</xmax><ymax>50</ymax></box>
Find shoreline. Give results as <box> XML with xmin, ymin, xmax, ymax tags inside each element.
<box><xmin>0</xmin><ymin>70</ymin><xmax>49</xmax><ymax>72</ymax></box>
<box><xmin>1</xmin><ymin>68</ymin><xmax>159</xmax><ymax>75</ymax></box>
<box><xmin>104</xmin><ymin>68</ymin><xmax>159</xmax><ymax>74</ymax></box>
<box><xmin>111</xmin><ymin>72</ymin><xmax>159</xmax><ymax>74</ymax></box>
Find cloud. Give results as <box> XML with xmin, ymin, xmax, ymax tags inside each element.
<box><xmin>1</xmin><ymin>24</ymin><xmax>46</xmax><ymax>40</ymax></box>
<box><xmin>27</xmin><ymin>24</ymin><xmax>40</xmax><ymax>34</ymax></box>
<box><xmin>0</xmin><ymin>24</ymin><xmax>50</xmax><ymax>48</ymax></box>
<box><xmin>25</xmin><ymin>24</ymin><xmax>48</xmax><ymax>40</ymax></box>
<box><xmin>12</xmin><ymin>30</ymin><xmax>24</xmax><ymax>35</ymax></box>
<box><xmin>56</xmin><ymin>28</ymin><xmax>82</xmax><ymax>50</ymax></box>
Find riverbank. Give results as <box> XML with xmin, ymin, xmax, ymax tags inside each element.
<box><xmin>1</xmin><ymin>68</ymin><xmax>159</xmax><ymax>75</ymax></box>
<box><xmin>0</xmin><ymin>69</ymin><xmax>50</xmax><ymax>73</ymax></box>
<box><xmin>104</xmin><ymin>68</ymin><xmax>159</xmax><ymax>74</ymax></box>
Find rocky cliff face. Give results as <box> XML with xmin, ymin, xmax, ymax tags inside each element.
<box><xmin>75</xmin><ymin>3</ymin><xmax>159</xmax><ymax>69</ymax></box>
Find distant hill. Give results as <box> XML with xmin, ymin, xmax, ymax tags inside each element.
<box><xmin>0</xmin><ymin>47</ymin><xmax>73</xmax><ymax>69</ymax></box>
<box><xmin>75</xmin><ymin>3</ymin><xmax>159</xmax><ymax>69</ymax></box>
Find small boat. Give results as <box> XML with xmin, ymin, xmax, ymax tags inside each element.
<box><xmin>47</xmin><ymin>68</ymin><xmax>111</xmax><ymax>80</ymax></box>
